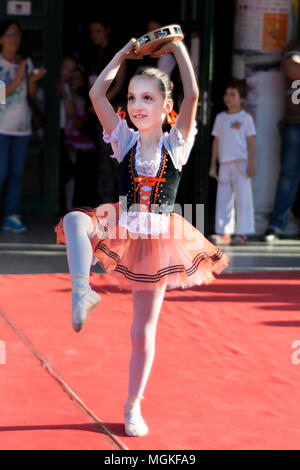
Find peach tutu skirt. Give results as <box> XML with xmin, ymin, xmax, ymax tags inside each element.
<box><xmin>55</xmin><ymin>202</ymin><xmax>229</xmax><ymax>291</ymax></box>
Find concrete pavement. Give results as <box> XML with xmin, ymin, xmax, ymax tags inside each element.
<box><xmin>0</xmin><ymin>214</ymin><xmax>300</xmax><ymax>274</ymax></box>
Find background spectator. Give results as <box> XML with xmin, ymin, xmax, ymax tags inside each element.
<box><xmin>81</xmin><ymin>18</ymin><xmax>126</xmax><ymax>203</ymax></box>
<box><xmin>264</xmin><ymin>39</ymin><xmax>300</xmax><ymax>242</ymax></box>
<box><xmin>65</xmin><ymin>65</ymin><xmax>98</xmax><ymax>208</ymax></box>
<box><xmin>0</xmin><ymin>19</ymin><xmax>45</xmax><ymax>232</ymax></box>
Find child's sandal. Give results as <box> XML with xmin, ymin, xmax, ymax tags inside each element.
<box><xmin>230</xmin><ymin>235</ymin><xmax>247</xmax><ymax>246</ymax></box>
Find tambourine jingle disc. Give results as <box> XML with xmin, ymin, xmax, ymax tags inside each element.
<box><xmin>135</xmin><ymin>25</ymin><xmax>184</xmax><ymax>56</ymax></box>
<box><xmin>136</xmin><ymin>36</ymin><xmax>182</xmax><ymax>56</ymax></box>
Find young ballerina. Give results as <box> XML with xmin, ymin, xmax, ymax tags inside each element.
<box><xmin>55</xmin><ymin>37</ymin><xmax>229</xmax><ymax>437</ymax></box>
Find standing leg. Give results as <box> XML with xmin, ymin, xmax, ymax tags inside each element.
<box><xmin>233</xmin><ymin>160</ymin><xmax>255</xmax><ymax>235</ymax></box>
<box><xmin>215</xmin><ymin>163</ymin><xmax>235</xmax><ymax>235</ymax></box>
<box><xmin>0</xmin><ymin>134</ymin><xmax>11</xmax><ymax>215</ymax></box>
<box><xmin>268</xmin><ymin>123</ymin><xmax>300</xmax><ymax>232</ymax></box>
<box><xmin>63</xmin><ymin>211</ymin><xmax>101</xmax><ymax>332</ymax></box>
<box><xmin>124</xmin><ymin>285</ymin><xmax>166</xmax><ymax>436</ymax></box>
<box><xmin>5</xmin><ymin>135</ymin><xmax>30</xmax><ymax>217</ymax></box>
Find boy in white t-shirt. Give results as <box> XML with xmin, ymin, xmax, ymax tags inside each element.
<box><xmin>209</xmin><ymin>78</ymin><xmax>256</xmax><ymax>246</ymax></box>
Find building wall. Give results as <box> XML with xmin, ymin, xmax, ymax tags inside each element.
<box><xmin>232</xmin><ymin>0</ymin><xmax>299</xmax><ymax>235</ymax></box>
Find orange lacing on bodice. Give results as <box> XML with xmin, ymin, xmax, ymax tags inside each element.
<box><xmin>134</xmin><ymin>176</ymin><xmax>166</xmax><ymax>212</ymax></box>
<box><xmin>130</xmin><ymin>145</ymin><xmax>168</xmax><ymax>212</ymax></box>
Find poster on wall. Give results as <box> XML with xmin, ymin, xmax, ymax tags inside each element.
<box><xmin>234</xmin><ymin>0</ymin><xmax>291</xmax><ymax>53</ymax></box>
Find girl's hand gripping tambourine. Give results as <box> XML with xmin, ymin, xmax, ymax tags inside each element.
<box><xmin>134</xmin><ymin>24</ymin><xmax>184</xmax><ymax>56</ymax></box>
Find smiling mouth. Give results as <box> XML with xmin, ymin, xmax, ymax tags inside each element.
<box><xmin>133</xmin><ymin>114</ymin><xmax>147</xmax><ymax>119</ymax></box>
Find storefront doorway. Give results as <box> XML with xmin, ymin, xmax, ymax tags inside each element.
<box><xmin>0</xmin><ymin>0</ymin><xmax>63</xmax><ymax>216</ymax></box>
<box><xmin>0</xmin><ymin>0</ymin><xmax>236</xmax><ymax>235</ymax></box>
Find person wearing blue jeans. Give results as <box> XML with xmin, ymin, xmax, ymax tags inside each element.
<box><xmin>264</xmin><ymin>39</ymin><xmax>300</xmax><ymax>242</ymax></box>
<box><xmin>0</xmin><ymin>134</ymin><xmax>30</xmax><ymax>229</ymax></box>
<box><xmin>0</xmin><ymin>19</ymin><xmax>46</xmax><ymax>232</ymax></box>
<box><xmin>266</xmin><ymin>123</ymin><xmax>300</xmax><ymax>236</ymax></box>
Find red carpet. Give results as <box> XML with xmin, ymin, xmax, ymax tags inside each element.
<box><xmin>1</xmin><ymin>272</ymin><xmax>300</xmax><ymax>450</ymax></box>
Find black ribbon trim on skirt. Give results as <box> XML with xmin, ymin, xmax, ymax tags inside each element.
<box><xmin>95</xmin><ymin>241</ymin><xmax>120</xmax><ymax>263</ymax></box>
<box><xmin>95</xmin><ymin>242</ymin><xmax>224</xmax><ymax>283</ymax></box>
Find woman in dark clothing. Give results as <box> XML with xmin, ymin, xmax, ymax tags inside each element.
<box><xmin>83</xmin><ymin>19</ymin><xmax>126</xmax><ymax>204</ymax></box>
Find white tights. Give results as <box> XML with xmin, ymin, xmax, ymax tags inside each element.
<box><xmin>129</xmin><ymin>286</ymin><xmax>165</xmax><ymax>399</ymax></box>
<box><xmin>63</xmin><ymin>211</ymin><xmax>166</xmax><ymax>402</ymax></box>
<box><xmin>63</xmin><ymin>211</ymin><xmax>94</xmax><ymax>278</ymax></box>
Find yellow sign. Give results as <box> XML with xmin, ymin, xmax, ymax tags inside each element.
<box><xmin>262</xmin><ymin>13</ymin><xmax>288</xmax><ymax>51</ymax></box>
<box><xmin>234</xmin><ymin>0</ymin><xmax>291</xmax><ymax>53</ymax></box>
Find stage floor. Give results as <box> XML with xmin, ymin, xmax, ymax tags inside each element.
<box><xmin>0</xmin><ymin>217</ymin><xmax>300</xmax><ymax>450</ymax></box>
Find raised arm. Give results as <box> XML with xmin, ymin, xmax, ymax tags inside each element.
<box><xmin>106</xmin><ymin>60</ymin><xmax>126</xmax><ymax>103</ymax></box>
<box><xmin>152</xmin><ymin>40</ymin><xmax>199</xmax><ymax>140</ymax></box>
<box><xmin>89</xmin><ymin>39</ymin><xmax>138</xmax><ymax>135</ymax></box>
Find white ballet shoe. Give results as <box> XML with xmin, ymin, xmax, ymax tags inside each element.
<box><xmin>124</xmin><ymin>410</ymin><xmax>149</xmax><ymax>437</ymax></box>
<box><xmin>124</xmin><ymin>396</ymin><xmax>148</xmax><ymax>437</ymax></box>
<box><xmin>72</xmin><ymin>288</ymin><xmax>101</xmax><ymax>332</ymax></box>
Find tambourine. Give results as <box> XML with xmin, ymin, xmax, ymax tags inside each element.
<box><xmin>134</xmin><ymin>24</ymin><xmax>184</xmax><ymax>55</ymax></box>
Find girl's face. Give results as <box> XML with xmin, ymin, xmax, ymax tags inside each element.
<box><xmin>89</xmin><ymin>22</ymin><xmax>110</xmax><ymax>47</ymax></box>
<box><xmin>224</xmin><ymin>87</ymin><xmax>243</xmax><ymax>111</ymax></box>
<box><xmin>127</xmin><ymin>76</ymin><xmax>172</xmax><ymax>132</ymax></box>
<box><xmin>0</xmin><ymin>23</ymin><xmax>22</xmax><ymax>53</ymax></box>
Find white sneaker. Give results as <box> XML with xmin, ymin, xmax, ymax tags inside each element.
<box><xmin>72</xmin><ymin>288</ymin><xmax>101</xmax><ymax>332</ymax></box>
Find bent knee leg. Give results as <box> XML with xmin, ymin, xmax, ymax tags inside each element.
<box><xmin>63</xmin><ymin>211</ymin><xmax>95</xmax><ymax>236</ymax></box>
